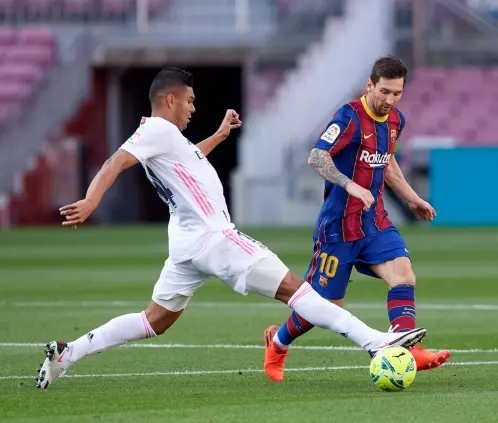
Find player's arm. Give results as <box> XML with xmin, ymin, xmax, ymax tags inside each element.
<box><xmin>197</xmin><ymin>109</ymin><xmax>242</xmax><ymax>156</ymax></box>
<box><xmin>385</xmin><ymin>155</ymin><xmax>436</xmax><ymax>220</ymax></box>
<box><xmin>196</xmin><ymin>132</ymin><xmax>226</xmax><ymax>157</ymax></box>
<box><xmin>308</xmin><ymin>148</ymin><xmax>351</xmax><ymax>188</ymax></box>
<box><xmin>60</xmin><ymin>150</ymin><xmax>139</xmax><ymax>227</ymax></box>
<box><xmin>310</xmin><ymin>110</ymin><xmax>374</xmax><ymax>211</ymax></box>
<box><xmin>384</xmin><ymin>155</ymin><xmax>419</xmax><ymax>203</ymax></box>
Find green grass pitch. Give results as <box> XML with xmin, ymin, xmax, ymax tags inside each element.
<box><xmin>1</xmin><ymin>225</ymin><xmax>498</xmax><ymax>423</ymax></box>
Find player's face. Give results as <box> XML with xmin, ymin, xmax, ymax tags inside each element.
<box><xmin>174</xmin><ymin>86</ymin><xmax>196</xmax><ymax>131</ymax></box>
<box><xmin>367</xmin><ymin>77</ymin><xmax>404</xmax><ymax>116</ymax></box>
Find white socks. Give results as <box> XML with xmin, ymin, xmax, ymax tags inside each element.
<box><xmin>65</xmin><ymin>284</ymin><xmax>382</xmax><ymax>366</ymax></box>
<box><xmin>287</xmin><ymin>283</ymin><xmax>382</xmax><ymax>349</ymax></box>
<box><xmin>68</xmin><ymin>311</ymin><xmax>156</xmax><ymax>364</ymax></box>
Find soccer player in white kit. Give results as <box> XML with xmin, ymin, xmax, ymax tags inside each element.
<box><xmin>35</xmin><ymin>68</ymin><xmax>427</xmax><ymax>388</ymax></box>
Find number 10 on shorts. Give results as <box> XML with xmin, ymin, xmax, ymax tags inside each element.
<box><xmin>319</xmin><ymin>253</ymin><xmax>338</xmax><ymax>278</ymax></box>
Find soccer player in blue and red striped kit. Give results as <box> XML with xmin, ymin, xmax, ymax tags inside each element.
<box><xmin>263</xmin><ymin>56</ymin><xmax>451</xmax><ymax>382</ymax></box>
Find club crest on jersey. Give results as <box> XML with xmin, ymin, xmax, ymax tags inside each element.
<box><xmin>319</xmin><ymin>276</ymin><xmax>328</xmax><ymax>287</ymax></box>
<box><xmin>127</xmin><ymin>132</ymin><xmax>140</xmax><ymax>144</ymax></box>
<box><xmin>320</xmin><ymin>124</ymin><xmax>341</xmax><ymax>144</ymax></box>
<box><xmin>390</xmin><ymin>129</ymin><xmax>398</xmax><ymax>141</ymax></box>
<box><xmin>359</xmin><ymin>150</ymin><xmax>391</xmax><ymax>168</ymax></box>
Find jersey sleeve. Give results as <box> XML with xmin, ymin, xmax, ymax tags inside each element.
<box><xmin>314</xmin><ymin>105</ymin><xmax>357</xmax><ymax>156</ymax></box>
<box><xmin>119</xmin><ymin>122</ymin><xmax>172</xmax><ymax>162</ymax></box>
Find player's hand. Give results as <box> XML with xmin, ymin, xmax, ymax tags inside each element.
<box><xmin>59</xmin><ymin>199</ymin><xmax>96</xmax><ymax>228</ymax></box>
<box><xmin>345</xmin><ymin>182</ymin><xmax>375</xmax><ymax>211</ymax></box>
<box><xmin>216</xmin><ymin>109</ymin><xmax>242</xmax><ymax>140</ymax></box>
<box><xmin>408</xmin><ymin>199</ymin><xmax>437</xmax><ymax>221</ymax></box>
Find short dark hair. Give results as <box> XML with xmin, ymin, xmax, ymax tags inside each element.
<box><xmin>149</xmin><ymin>67</ymin><xmax>194</xmax><ymax>103</ymax></box>
<box><xmin>370</xmin><ymin>56</ymin><xmax>408</xmax><ymax>85</ymax></box>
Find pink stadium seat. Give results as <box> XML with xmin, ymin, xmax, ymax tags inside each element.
<box><xmin>0</xmin><ymin>26</ymin><xmax>16</xmax><ymax>46</ymax></box>
<box><xmin>0</xmin><ymin>25</ymin><xmax>58</xmax><ymax>126</ymax></box>
<box><xmin>449</xmin><ymin>67</ymin><xmax>484</xmax><ymax>82</ymax></box>
<box><xmin>0</xmin><ymin>82</ymin><xmax>31</xmax><ymax>102</ymax></box>
<box><xmin>100</xmin><ymin>0</ymin><xmax>133</xmax><ymax>14</ymax></box>
<box><xmin>62</xmin><ymin>0</ymin><xmax>96</xmax><ymax>14</ymax></box>
<box><xmin>4</xmin><ymin>45</ymin><xmax>54</xmax><ymax>66</ymax></box>
<box><xmin>0</xmin><ymin>0</ymin><xmax>14</xmax><ymax>14</ymax></box>
<box><xmin>24</xmin><ymin>0</ymin><xmax>54</xmax><ymax>14</ymax></box>
<box><xmin>484</xmin><ymin>67</ymin><xmax>498</xmax><ymax>83</ymax></box>
<box><xmin>410</xmin><ymin>68</ymin><xmax>446</xmax><ymax>89</ymax></box>
<box><xmin>17</xmin><ymin>26</ymin><xmax>54</xmax><ymax>46</ymax></box>
<box><xmin>0</xmin><ymin>64</ymin><xmax>43</xmax><ymax>84</ymax></box>
<box><xmin>477</xmin><ymin>131</ymin><xmax>498</xmax><ymax>144</ymax></box>
<box><xmin>442</xmin><ymin>78</ymin><xmax>485</xmax><ymax>95</ymax></box>
<box><xmin>398</xmin><ymin>101</ymin><xmax>422</xmax><ymax>120</ymax></box>
<box><xmin>400</xmin><ymin>67</ymin><xmax>498</xmax><ymax>146</ymax></box>
<box><xmin>438</xmin><ymin>90</ymin><xmax>472</xmax><ymax>103</ymax></box>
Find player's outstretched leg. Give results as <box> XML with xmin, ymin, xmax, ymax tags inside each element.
<box><xmin>264</xmin><ymin>310</ymin><xmax>314</xmax><ymax>382</ymax></box>
<box><xmin>35</xmin><ymin>301</ymin><xmax>182</xmax><ymax>389</ymax></box>
<box><xmin>265</xmin><ymin>296</ymin><xmax>345</xmax><ymax>380</ymax></box>
<box><xmin>264</xmin><ymin>272</ymin><xmax>427</xmax><ymax>382</ymax></box>
<box><xmin>273</xmin><ymin>311</ymin><xmax>315</xmax><ymax>349</ymax></box>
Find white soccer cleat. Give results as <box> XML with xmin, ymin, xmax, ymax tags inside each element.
<box><xmin>35</xmin><ymin>341</ymin><xmax>71</xmax><ymax>389</ymax></box>
<box><xmin>366</xmin><ymin>328</ymin><xmax>427</xmax><ymax>357</ymax></box>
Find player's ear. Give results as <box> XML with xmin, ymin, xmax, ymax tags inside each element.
<box><xmin>367</xmin><ymin>78</ymin><xmax>374</xmax><ymax>93</ymax></box>
<box><xmin>165</xmin><ymin>93</ymin><xmax>176</xmax><ymax>109</ymax></box>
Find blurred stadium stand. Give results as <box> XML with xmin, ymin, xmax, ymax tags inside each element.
<box><xmin>1</xmin><ymin>0</ymin><xmax>498</xmax><ymax>227</ymax></box>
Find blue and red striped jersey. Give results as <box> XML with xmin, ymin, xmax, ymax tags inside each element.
<box><xmin>312</xmin><ymin>96</ymin><xmax>405</xmax><ymax>243</ymax></box>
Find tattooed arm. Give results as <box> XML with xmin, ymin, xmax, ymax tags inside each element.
<box><xmin>308</xmin><ymin>148</ymin><xmax>374</xmax><ymax>211</ymax></box>
<box><xmin>308</xmin><ymin>148</ymin><xmax>351</xmax><ymax>188</ymax></box>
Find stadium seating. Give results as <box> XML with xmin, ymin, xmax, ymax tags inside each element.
<box><xmin>246</xmin><ymin>69</ymin><xmax>285</xmax><ymax>113</ymax></box>
<box><xmin>0</xmin><ymin>25</ymin><xmax>55</xmax><ymax>125</ymax></box>
<box><xmin>277</xmin><ymin>0</ymin><xmax>343</xmax><ymax>14</ymax></box>
<box><xmin>0</xmin><ymin>0</ymin><xmax>170</xmax><ymax>21</ymax></box>
<box><xmin>400</xmin><ymin>67</ymin><xmax>498</xmax><ymax>145</ymax></box>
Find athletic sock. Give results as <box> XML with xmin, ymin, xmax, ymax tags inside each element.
<box><xmin>387</xmin><ymin>285</ymin><xmax>416</xmax><ymax>332</ymax></box>
<box><xmin>287</xmin><ymin>283</ymin><xmax>381</xmax><ymax>349</ymax></box>
<box><xmin>68</xmin><ymin>311</ymin><xmax>156</xmax><ymax>363</ymax></box>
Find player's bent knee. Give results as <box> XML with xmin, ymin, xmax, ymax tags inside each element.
<box><xmin>145</xmin><ymin>300</ymin><xmax>183</xmax><ymax>335</ymax></box>
<box><xmin>245</xmin><ymin>255</ymin><xmax>290</xmax><ymax>299</ymax></box>
<box><xmin>274</xmin><ymin>273</ymin><xmax>307</xmax><ymax>304</ymax></box>
<box><xmin>391</xmin><ymin>271</ymin><xmax>416</xmax><ymax>287</ymax></box>
<box><xmin>406</xmin><ymin>272</ymin><xmax>416</xmax><ymax>286</ymax></box>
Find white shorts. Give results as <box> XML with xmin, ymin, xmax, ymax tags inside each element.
<box><xmin>152</xmin><ymin>228</ymin><xmax>289</xmax><ymax>312</ymax></box>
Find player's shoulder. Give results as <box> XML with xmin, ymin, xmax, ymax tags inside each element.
<box><xmin>332</xmin><ymin>103</ymin><xmax>356</xmax><ymax>122</ymax></box>
<box><xmin>141</xmin><ymin>116</ymin><xmax>178</xmax><ymax>134</ymax></box>
<box><xmin>388</xmin><ymin>108</ymin><xmax>406</xmax><ymax>127</ymax></box>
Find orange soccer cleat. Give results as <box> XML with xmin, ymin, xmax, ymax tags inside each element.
<box><xmin>410</xmin><ymin>345</ymin><xmax>451</xmax><ymax>371</ymax></box>
<box><xmin>263</xmin><ymin>325</ymin><xmax>289</xmax><ymax>382</ymax></box>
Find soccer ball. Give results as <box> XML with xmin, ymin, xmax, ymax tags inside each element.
<box><xmin>369</xmin><ymin>346</ymin><xmax>417</xmax><ymax>391</ymax></box>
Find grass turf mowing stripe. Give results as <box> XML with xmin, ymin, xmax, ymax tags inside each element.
<box><xmin>0</xmin><ymin>342</ymin><xmax>496</xmax><ymax>354</ymax></box>
<box><xmin>2</xmin><ymin>301</ymin><xmax>498</xmax><ymax>311</ymax></box>
<box><xmin>2</xmin><ymin>361</ymin><xmax>498</xmax><ymax>381</ymax></box>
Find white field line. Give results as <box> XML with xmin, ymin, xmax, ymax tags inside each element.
<box><xmin>1</xmin><ymin>361</ymin><xmax>498</xmax><ymax>381</ymax></box>
<box><xmin>2</xmin><ymin>300</ymin><xmax>498</xmax><ymax>311</ymax></box>
<box><xmin>0</xmin><ymin>342</ymin><xmax>497</xmax><ymax>354</ymax></box>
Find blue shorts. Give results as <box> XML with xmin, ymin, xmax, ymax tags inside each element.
<box><xmin>304</xmin><ymin>226</ymin><xmax>410</xmax><ymax>300</ymax></box>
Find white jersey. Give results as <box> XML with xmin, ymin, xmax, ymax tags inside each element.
<box><xmin>120</xmin><ymin>116</ymin><xmax>234</xmax><ymax>263</ymax></box>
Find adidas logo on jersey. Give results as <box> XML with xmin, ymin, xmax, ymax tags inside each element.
<box><xmin>359</xmin><ymin>150</ymin><xmax>391</xmax><ymax>168</ymax></box>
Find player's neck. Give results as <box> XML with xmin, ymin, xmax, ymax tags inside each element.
<box><xmin>151</xmin><ymin>110</ymin><xmax>181</xmax><ymax>130</ymax></box>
